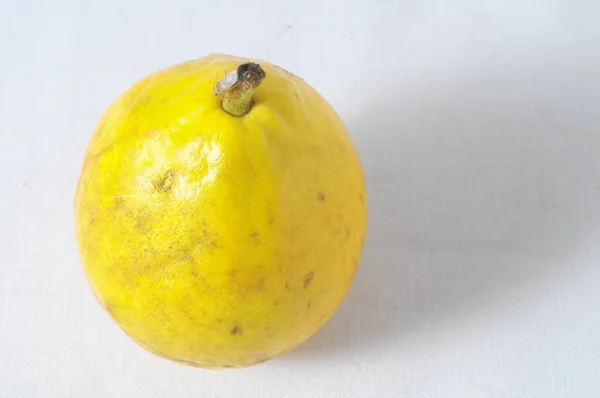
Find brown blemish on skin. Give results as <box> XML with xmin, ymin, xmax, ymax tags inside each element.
<box><xmin>117</xmin><ymin>198</ymin><xmax>135</xmax><ymax>218</ymax></box>
<box><xmin>251</xmin><ymin>231</ymin><xmax>260</xmax><ymax>238</ymax></box>
<box><xmin>307</xmin><ymin>299</ymin><xmax>312</xmax><ymax>309</ymax></box>
<box><xmin>291</xmin><ymin>251</ymin><xmax>306</xmax><ymax>262</ymax></box>
<box><xmin>141</xmin><ymin>262</ymin><xmax>152</xmax><ymax>273</ymax></box>
<box><xmin>126</xmin><ymin>204</ymin><xmax>151</xmax><ymax>232</ymax></box>
<box><xmin>350</xmin><ymin>258</ymin><xmax>360</xmax><ymax>279</ymax></box>
<box><xmin>230</xmin><ymin>326</ymin><xmax>242</xmax><ymax>336</ymax></box>
<box><xmin>192</xmin><ymin>275</ymin><xmax>210</xmax><ymax>289</ymax></box>
<box><xmin>115</xmin><ymin>269</ymin><xmax>131</xmax><ymax>285</ymax></box>
<box><xmin>221</xmin><ymin>364</ymin><xmax>235</xmax><ymax>368</ymax></box>
<box><xmin>103</xmin><ymin>303</ymin><xmax>113</xmax><ymax>316</ymax></box>
<box><xmin>318</xmin><ymin>193</ymin><xmax>326</xmax><ymax>201</ymax></box>
<box><xmin>303</xmin><ymin>272</ymin><xmax>314</xmax><ymax>289</ymax></box>
<box><xmin>216</xmin><ymin>318</ymin><xmax>223</xmax><ymax>323</ymax></box>
<box><xmin>135</xmin><ymin>215</ymin><xmax>151</xmax><ymax>232</ymax></box>
<box><xmin>255</xmin><ymin>278</ymin><xmax>266</xmax><ymax>292</ymax></box>
<box><xmin>359</xmin><ymin>193</ymin><xmax>365</xmax><ymax>204</ymax></box>
<box><xmin>181</xmin><ymin>250</ymin><xmax>194</xmax><ymax>262</ymax></box>
<box><xmin>268</xmin><ymin>217</ymin><xmax>274</xmax><ymax>225</ymax></box>
<box><xmin>350</xmin><ymin>257</ymin><xmax>360</xmax><ymax>277</ymax></box>
<box><xmin>176</xmin><ymin>359</ymin><xmax>198</xmax><ymax>367</ymax></box>
<box><xmin>255</xmin><ymin>357</ymin><xmax>269</xmax><ymax>365</ymax></box>
<box><xmin>177</xmin><ymin>357</ymin><xmax>218</xmax><ymax>368</ymax></box>
<box><xmin>344</xmin><ymin>228</ymin><xmax>351</xmax><ymax>239</ymax></box>
<box><xmin>273</xmin><ymin>300</ymin><xmax>279</xmax><ymax>306</ymax></box>
<box><xmin>153</xmin><ymin>169</ymin><xmax>175</xmax><ymax>192</ymax></box>
<box><xmin>294</xmin><ymin>92</ymin><xmax>299</xmax><ymax>99</ymax></box>
<box><xmin>285</xmin><ymin>283</ymin><xmax>291</xmax><ymax>291</ymax></box>
<box><xmin>85</xmin><ymin>133</ymin><xmax>127</xmax><ymax>164</ymax></box>
<box><xmin>201</xmin><ymin>229</ymin><xmax>220</xmax><ymax>248</ymax></box>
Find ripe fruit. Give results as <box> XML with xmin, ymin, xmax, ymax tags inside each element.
<box><xmin>75</xmin><ymin>54</ymin><xmax>368</xmax><ymax>369</ymax></box>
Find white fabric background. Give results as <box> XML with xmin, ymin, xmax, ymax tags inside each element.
<box><xmin>1</xmin><ymin>1</ymin><xmax>599</xmax><ymax>397</ymax></box>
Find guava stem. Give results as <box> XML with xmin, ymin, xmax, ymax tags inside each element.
<box><xmin>215</xmin><ymin>63</ymin><xmax>266</xmax><ymax>117</ymax></box>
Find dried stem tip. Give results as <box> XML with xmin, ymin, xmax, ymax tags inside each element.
<box><xmin>216</xmin><ymin>62</ymin><xmax>266</xmax><ymax>117</ymax></box>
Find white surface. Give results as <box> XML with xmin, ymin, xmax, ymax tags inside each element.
<box><xmin>1</xmin><ymin>1</ymin><xmax>599</xmax><ymax>397</ymax></box>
